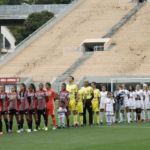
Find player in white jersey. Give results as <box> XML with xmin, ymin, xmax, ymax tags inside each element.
<box><xmin>104</xmin><ymin>92</ymin><xmax>115</xmax><ymax>125</ymax></box>
<box><xmin>135</xmin><ymin>95</ymin><xmax>142</xmax><ymax>122</ymax></box>
<box><xmin>122</xmin><ymin>84</ymin><xmax>130</xmax><ymax>123</ymax></box>
<box><xmin>135</xmin><ymin>84</ymin><xmax>145</xmax><ymax>122</ymax></box>
<box><xmin>128</xmin><ymin>86</ymin><xmax>137</xmax><ymax>122</ymax></box>
<box><xmin>100</xmin><ymin>84</ymin><xmax>108</xmax><ymax>124</ymax></box>
<box><xmin>143</xmin><ymin>84</ymin><xmax>150</xmax><ymax>121</ymax></box>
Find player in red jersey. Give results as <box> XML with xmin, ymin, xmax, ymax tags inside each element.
<box><xmin>8</xmin><ymin>86</ymin><xmax>22</xmax><ymax>133</ymax></box>
<box><xmin>58</xmin><ymin>83</ymin><xmax>70</xmax><ymax>128</ymax></box>
<box><xmin>0</xmin><ymin>84</ymin><xmax>9</xmax><ymax>134</ymax></box>
<box><xmin>19</xmin><ymin>83</ymin><xmax>30</xmax><ymax>132</ymax></box>
<box><xmin>37</xmin><ymin>83</ymin><xmax>49</xmax><ymax>131</ymax></box>
<box><xmin>45</xmin><ymin>82</ymin><xmax>56</xmax><ymax>130</ymax></box>
<box><xmin>27</xmin><ymin>83</ymin><xmax>38</xmax><ymax>132</ymax></box>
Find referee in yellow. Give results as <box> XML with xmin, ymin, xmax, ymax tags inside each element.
<box><xmin>81</xmin><ymin>80</ymin><xmax>94</xmax><ymax>126</ymax></box>
<box><xmin>91</xmin><ymin>82</ymin><xmax>100</xmax><ymax>125</ymax></box>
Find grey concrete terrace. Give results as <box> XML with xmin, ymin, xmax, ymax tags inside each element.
<box><xmin>0</xmin><ymin>4</ymin><xmax>68</xmax><ymax>20</ymax></box>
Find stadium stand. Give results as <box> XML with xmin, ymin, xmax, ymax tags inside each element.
<box><xmin>0</xmin><ymin>0</ymin><xmax>142</xmax><ymax>83</ymax></box>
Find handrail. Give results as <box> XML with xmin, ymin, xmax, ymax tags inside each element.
<box><xmin>0</xmin><ymin>0</ymin><xmax>78</xmax><ymax>61</ymax></box>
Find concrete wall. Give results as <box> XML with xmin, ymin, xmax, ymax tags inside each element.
<box><xmin>0</xmin><ymin>4</ymin><xmax>68</xmax><ymax>15</ymax></box>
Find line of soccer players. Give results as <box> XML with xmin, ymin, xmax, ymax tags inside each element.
<box><xmin>0</xmin><ymin>76</ymin><xmax>150</xmax><ymax>135</ymax></box>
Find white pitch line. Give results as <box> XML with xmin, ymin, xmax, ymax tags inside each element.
<box><xmin>95</xmin><ymin>126</ymin><xmax>150</xmax><ymax>129</ymax></box>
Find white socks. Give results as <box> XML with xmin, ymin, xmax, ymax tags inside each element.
<box><xmin>141</xmin><ymin>110</ymin><xmax>145</xmax><ymax>120</ymax></box>
<box><xmin>120</xmin><ymin>113</ymin><xmax>123</xmax><ymax>121</ymax></box>
<box><xmin>109</xmin><ymin>116</ymin><xmax>112</xmax><ymax>123</ymax></box>
<box><xmin>100</xmin><ymin>112</ymin><xmax>103</xmax><ymax>122</ymax></box>
<box><xmin>148</xmin><ymin>110</ymin><xmax>150</xmax><ymax>119</ymax></box>
<box><xmin>113</xmin><ymin>116</ymin><xmax>115</xmax><ymax>122</ymax></box>
<box><xmin>127</xmin><ymin>112</ymin><xmax>130</xmax><ymax>122</ymax></box>
<box><xmin>134</xmin><ymin>112</ymin><xmax>136</xmax><ymax>121</ymax></box>
<box><xmin>106</xmin><ymin>115</ymin><xmax>109</xmax><ymax>123</ymax></box>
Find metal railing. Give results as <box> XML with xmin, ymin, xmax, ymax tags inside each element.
<box><xmin>0</xmin><ymin>0</ymin><xmax>79</xmax><ymax>61</ymax></box>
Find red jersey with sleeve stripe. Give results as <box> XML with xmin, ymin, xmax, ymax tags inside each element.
<box><xmin>46</xmin><ymin>89</ymin><xmax>56</xmax><ymax>110</ymax></box>
<box><xmin>1</xmin><ymin>92</ymin><xmax>8</xmax><ymax>112</ymax></box>
<box><xmin>36</xmin><ymin>90</ymin><xmax>48</xmax><ymax>110</ymax></box>
<box><xmin>28</xmin><ymin>92</ymin><xmax>37</xmax><ymax>110</ymax></box>
<box><xmin>8</xmin><ymin>93</ymin><xmax>20</xmax><ymax>110</ymax></box>
<box><xmin>19</xmin><ymin>90</ymin><xmax>29</xmax><ymax>111</ymax></box>
<box><xmin>59</xmin><ymin>90</ymin><xmax>70</xmax><ymax>107</ymax></box>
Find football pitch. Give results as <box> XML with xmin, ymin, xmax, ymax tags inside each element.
<box><xmin>1</xmin><ymin>101</ymin><xmax>150</xmax><ymax>150</ymax></box>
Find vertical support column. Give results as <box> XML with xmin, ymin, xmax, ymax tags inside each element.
<box><xmin>0</xmin><ymin>26</ymin><xmax>2</xmax><ymax>55</ymax></box>
<box><xmin>3</xmin><ymin>35</ymin><xmax>5</xmax><ymax>49</ymax></box>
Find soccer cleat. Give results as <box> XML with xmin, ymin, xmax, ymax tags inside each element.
<box><xmin>57</xmin><ymin>127</ymin><xmax>61</xmax><ymax>129</ymax></box>
<box><xmin>44</xmin><ymin>127</ymin><xmax>48</xmax><ymax>131</ymax></box>
<box><xmin>89</xmin><ymin>124</ymin><xmax>93</xmax><ymax>126</ymax></box>
<box><xmin>53</xmin><ymin>127</ymin><xmax>56</xmax><ymax>130</ymax></box>
<box><xmin>81</xmin><ymin>124</ymin><xmax>84</xmax><ymax>127</ymax></box>
<box><xmin>62</xmin><ymin>127</ymin><xmax>65</xmax><ymax>129</ymax></box>
<box><xmin>138</xmin><ymin>120</ymin><xmax>141</xmax><ymax>123</ymax></box>
<box><xmin>124</xmin><ymin>121</ymin><xmax>126</xmax><ymax>124</ymax></box>
<box><xmin>38</xmin><ymin>127</ymin><xmax>41</xmax><ymax>130</ymax></box>
<box><xmin>133</xmin><ymin>120</ymin><xmax>136</xmax><ymax>122</ymax></box>
<box><xmin>97</xmin><ymin>123</ymin><xmax>99</xmax><ymax>126</ymax></box>
<box><xmin>9</xmin><ymin>129</ymin><xmax>12</xmax><ymax>133</ymax></box>
<box><xmin>113</xmin><ymin>122</ymin><xmax>115</xmax><ymax>124</ymax></box>
<box><xmin>148</xmin><ymin>119</ymin><xmax>150</xmax><ymax>122</ymax></box>
<box><xmin>5</xmin><ymin>131</ymin><xmax>9</xmax><ymax>134</ymax></box>
<box><xmin>106</xmin><ymin>123</ymin><xmax>109</xmax><ymax>125</ymax></box>
<box><xmin>0</xmin><ymin>132</ymin><xmax>3</xmax><ymax>135</ymax></box>
<box><xmin>100</xmin><ymin>122</ymin><xmax>103</xmax><ymax>125</ymax></box>
<box><xmin>42</xmin><ymin>127</ymin><xmax>46</xmax><ymax>130</ymax></box>
<box><xmin>118</xmin><ymin>120</ymin><xmax>122</xmax><ymax>123</ymax></box>
<box><xmin>141</xmin><ymin>119</ymin><xmax>144</xmax><ymax>122</ymax></box>
<box><xmin>20</xmin><ymin>129</ymin><xmax>24</xmax><ymax>132</ymax></box>
<box><xmin>109</xmin><ymin>123</ymin><xmax>112</xmax><ymax>125</ymax></box>
<box><xmin>33</xmin><ymin>129</ymin><xmax>38</xmax><ymax>132</ymax></box>
<box><xmin>76</xmin><ymin>122</ymin><xmax>79</xmax><ymax>127</ymax></box>
<box><xmin>115</xmin><ymin>121</ymin><xmax>118</xmax><ymax>123</ymax></box>
<box><xmin>144</xmin><ymin>119</ymin><xmax>146</xmax><ymax>122</ymax></box>
<box><xmin>26</xmin><ymin>129</ymin><xmax>29</xmax><ymax>132</ymax></box>
<box><xmin>27</xmin><ymin>129</ymin><xmax>32</xmax><ymax>133</ymax></box>
<box><xmin>16</xmin><ymin>130</ymin><xmax>21</xmax><ymax>133</ymax></box>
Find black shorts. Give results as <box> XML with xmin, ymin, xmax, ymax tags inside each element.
<box><xmin>37</xmin><ymin>109</ymin><xmax>46</xmax><ymax>115</ymax></box>
<box><xmin>9</xmin><ymin>109</ymin><xmax>19</xmax><ymax>115</ymax></box>
<box><xmin>19</xmin><ymin>109</ymin><xmax>29</xmax><ymax>115</ymax></box>
<box><xmin>29</xmin><ymin>108</ymin><xmax>37</xmax><ymax>114</ymax></box>
<box><xmin>2</xmin><ymin>111</ymin><xmax>8</xmax><ymax>115</ymax></box>
<box><xmin>136</xmin><ymin>108</ymin><xmax>141</xmax><ymax>113</ymax></box>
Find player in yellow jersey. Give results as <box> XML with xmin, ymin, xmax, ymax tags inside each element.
<box><xmin>67</xmin><ymin>76</ymin><xmax>78</xmax><ymax>127</ymax></box>
<box><xmin>76</xmin><ymin>88</ymin><xmax>86</xmax><ymax>127</ymax></box>
<box><xmin>91</xmin><ymin>82</ymin><xmax>100</xmax><ymax>125</ymax></box>
<box><xmin>81</xmin><ymin>80</ymin><xmax>94</xmax><ymax>126</ymax></box>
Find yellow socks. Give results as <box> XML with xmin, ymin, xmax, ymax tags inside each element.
<box><xmin>80</xmin><ymin>116</ymin><xmax>83</xmax><ymax>125</ymax></box>
<box><xmin>74</xmin><ymin>115</ymin><xmax>77</xmax><ymax>124</ymax></box>
<box><xmin>97</xmin><ymin>115</ymin><xmax>100</xmax><ymax>124</ymax></box>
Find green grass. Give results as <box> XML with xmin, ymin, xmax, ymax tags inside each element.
<box><xmin>1</xmin><ymin>101</ymin><xmax>150</xmax><ymax>150</ymax></box>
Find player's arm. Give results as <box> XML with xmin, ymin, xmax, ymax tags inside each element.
<box><xmin>98</xmin><ymin>97</ymin><xmax>100</xmax><ymax>108</ymax></box>
<box><xmin>75</xmin><ymin>93</ymin><xmax>79</xmax><ymax>106</ymax></box>
<box><xmin>83</xmin><ymin>96</ymin><xmax>86</xmax><ymax>108</ymax></box>
<box><xmin>58</xmin><ymin>95</ymin><xmax>60</xmax><ymax>109</ymax></box>
<box><xmin>105</xmin><ymin>103</ymin><xmax>107</xmax><ymax>112</ymax></box>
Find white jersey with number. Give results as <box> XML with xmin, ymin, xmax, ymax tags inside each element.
<box><xmin>128</xmin><ymin>92</ymin><xmax>137</xmax><ymax>107</ymax></box>
<box><xmin>104</xmin><ymin>98</ymin><xmax>115</xmax><ymax>112</ymax></box>
<box><xmin>100</xmin><ymin>91</ymin><xmax>108</xmax><ymax>103</ymax></box>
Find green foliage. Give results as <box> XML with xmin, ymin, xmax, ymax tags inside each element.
<box><xmin>35</xmin><ymin>0</ymin><xmax>72</xmax><ymax>4</ymax></box>
<box><xmin>8</xmin><ymin>11</ymin><xmax>54</xmax><ymax>45</ymax></box>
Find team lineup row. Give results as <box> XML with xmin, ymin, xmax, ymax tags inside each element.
<box><xmin>0</xmin><ymin>76</ymin><xmax>150</xmax><ymax>135</ymax></box>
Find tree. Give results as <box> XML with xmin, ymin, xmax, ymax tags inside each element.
<box><xmin>35</xmin><ymin>0</ymin><xmax>71</xmax><ymax>4</ymax></box>
<box><xmin>8</xmin><ymin>11</ymin><xmax>54</xmax><ymax>45</ymax></box>
<box><xmin>8</xmin><ymin>0</ymin><xmax>22</xmax><ymax>5</ymax></box>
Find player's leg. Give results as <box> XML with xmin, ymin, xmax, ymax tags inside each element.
<box><xmin>105</xmin><ymin>112</ymin><xmax>109</xmax><ymax>125</ymax></box>
<box><xmin>42</xmin><ymin>109</ymin><xmax>48</xmax><ymax>131</ymax></box>
<box><xmin>20</xmin><ymin>113</ymin><xmax>24</xmax><ymax>131</ymax></box>
<box><xmin>33</xmin><ymin>113</ymin><xmax>38</xmax><ymax>131</ymax></box>
<box><xmin>50</xmin><ymin>109</ymin><xmax>56</xmax><ymax>130</ymax></box>
<box><xmin>65</xmin><ymin>106</ymin><xmax>70</xmax><ymax>128</ymax></box>
<box><xmin>0</xmin><ymin>113</ymin><xmax>2</xmax><ymax>134</ymax></box>
<box><xmin>83</xmin><ymin>102</ymin><xmax>87</xmax><ymax>125</ymax></box>
<box><xmin>62</xmin><ymin>116</ymin><xmax>65</xmax><ymax>128</ymax></box>
<box><xmin>15</xmin><ymin>114</ymin><xmax>21</xmax><ymax>133</ymax></box>
<box><xmin>133</xmin><ymin>109</ymin><xmax>136</xmax><ymax>122</ymax></box>
<box><xmin>3</xmin><ymin>114</ymin><xmax>9</xmax><ymax>133</ymax></box>
<box><xmin>9</xmin><ymin>112</ymin><xmax>13</xmax><ymax>132</ymax></box>
<box><xmin>119</xmin><ymin>110</ymin><xmax>123</xmax><ymax>123</ymax></box>
<box><xmin>57</xmin><ymin>117</ymin><xmax>61</xmax><ymax>129</ymax></box>
<box><xmin>95</xmin><ymin>101</ymin><xmax>100</xmax><ymax>125</ymax></box>
<box><xmin>147</xmin><ymin>109</ymin><xmax>150</xmax><ymax>121</ymax></box>
<box><xmin>87</xmin><ymin>99</ymin><xmax>93</xmax><ymax>125</ymax></box>
<box><xmin>100</xmin><ymin>109</ymin><xmax>104</xmax><ymax>124</ymax></box>
<box><xmin>25</xmin><ymin>113</ymin><xmax>31</xmax><ymax>131</ymax></box>
<box><xmin>27</xmin><ymin>114</ymin><xmax>32</xmax><ymax>132</ymax></box>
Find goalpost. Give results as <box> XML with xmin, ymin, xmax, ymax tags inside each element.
<box><xmin>111</xmin><ymin>78</ymin><xmax>150</xmax><ymax>92</ymax></box>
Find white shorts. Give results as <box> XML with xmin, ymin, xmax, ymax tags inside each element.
<box><xmin>100</xmin><ymin>103</ymin><xmax>105</xmax><ymax>109</ymax></box>
<box><xmin>129</xmin><ymin>106</ymin><xmax>136</xmax><ymax>110</ymax></box>
<box><xmin>125</xmin><ymin>100</ymin><xmax>129</xmax><ymax>107</ymax></box>
<box><xmin>106</xmin><ymin>111</ymin><xmax>114</xmax><ymax>115</ymax></box>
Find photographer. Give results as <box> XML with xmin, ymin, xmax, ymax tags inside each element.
<box><xmin>114</xmin><ymin>85</ymin><xmax>126</xmax><ymax>123</ymax></box>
